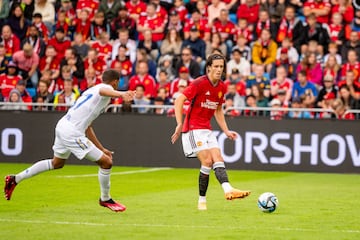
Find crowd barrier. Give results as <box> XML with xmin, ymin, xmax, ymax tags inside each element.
<box><xmin>0</xmin><ymin>109</ymin><xmax>359</xmax><ymax>173</ymax></box>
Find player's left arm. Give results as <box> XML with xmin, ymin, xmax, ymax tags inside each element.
<box><xmin>85</xmin><ymin>125</ymin><xmax>112</xmax><ymax>156</ymax></box>
<box><xmin>214</xmin><ymin>104</ymin><xmax>237</xmax><ymax>141</ymax></box>
<box><xmin>99</xmin><ymin>87</ymin><xmax>135</xmax><ymax>102</ymax></box>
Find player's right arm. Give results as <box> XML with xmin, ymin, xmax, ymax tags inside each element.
<box><xmin>171</xmin><ymin>93</ymin><xmax>187</xmax><ymax>144</ymax></box>
<box><xmin>99</xmin><ymin>87</ymin><xmax>136</xmax><ymax>102</ymax></box>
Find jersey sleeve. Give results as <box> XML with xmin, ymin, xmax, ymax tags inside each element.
<box><xmin>182</xmin><ymin>82</ymin><xmax>198</xmax><ymax>101</ymax></box>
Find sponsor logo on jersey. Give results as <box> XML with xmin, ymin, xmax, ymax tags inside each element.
<box><xmin>201</xmin><ymin>99</ymin><xmax>218</xmax><ymax>110</ymax></box>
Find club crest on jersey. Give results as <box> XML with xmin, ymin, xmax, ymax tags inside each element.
<box><xmin>196</xmin><ymin>141</ymin><xmax>203</xmax><ymax>147</ymax></box>
<box><xmin>218</xmin><ymin>91</ymin><xmax>223</xmax><ymax>99</ymax></box>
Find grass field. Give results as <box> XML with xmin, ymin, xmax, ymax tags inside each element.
<box><xmin>0</xmin><ymin>163</ymin><xmax>359</xmax><ymax>240</ymax></box>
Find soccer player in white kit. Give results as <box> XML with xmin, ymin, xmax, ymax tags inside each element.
<box><xmin>4</xmin><ymin>69</ymin><xmax>135</xmax><ymax>212</ymax></box>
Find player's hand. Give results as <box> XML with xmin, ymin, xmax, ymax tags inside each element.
<box><xmin>171</xmin><ymin>124</ymin><xmax>182</xmax><ymax>144</ymax></box>
<box><xmin>122</xmin><ymin>90</ymin><xmax>136</xmax><ymax>102</ymax></box>
<box><xmin>225</xmin><ymin>130</ymin><xmax>238</xmax><ymax>141</ymax></box>
<box><xmin>103</xmin><ymin>148</ymin><xmax>114</xmax><ymax>158</ymax></box>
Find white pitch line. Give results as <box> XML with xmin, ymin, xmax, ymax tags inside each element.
<box><xmin>57</xmin><ymin>167</ymin><xmax>172</xmax><ymax>178</ymax></box>
<box><xmin>0</xmin><ymin>219</ymin><xmax>359</xmax><ymax>234</ymax></box>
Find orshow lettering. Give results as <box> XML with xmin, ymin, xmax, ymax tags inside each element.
<box><xmin>214</xmin><ymin>131</ymin><xmax>360</xmax><ymax>167</ymax></box>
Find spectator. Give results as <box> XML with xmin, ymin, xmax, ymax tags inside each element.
<box><xmin>194</xmin><ymin>0</ymin><xmax>208</xmax><ymax>19</ymax></box>
<box><xmin>232</xmin><ymin>34</ymin><xmax>252</xmax><ymax>62</ymax></box>
<box><xmin>331</xmin><ymin>0</ymin><xmax>353</xmax><ymax>25</ymax></box>
<box><xmin>255</xmin><ymin>9</ymin><xmax>278</xmax><ymax>41</ymax></box>
<box><xmin>152</xmin><ymin>96</ymin><xmax>167</xmax><ymax>115</ymax></box>
<box><xmin>83</xmin><ymin>48</ymin><xmax>107</xmax><ymax>77</ymax></box>
<box><xmin>323</xmin><ymin>42</ymin><xmax>342</xmax><ymax>66</ymax></box>
<box><xmin>91</xmin><ymin>32</ymin><xmax>112</xmax><ymax>63</ymax></box>
<box><xmin>156</xmin><ymin>55</ymin><xmax>175</xmax><ymax>82</ymax></box>
<box><xmin>150</xmin><ymin>0</ymin><xmax>168</xmax><ymax>22</ymax></box>
<box><xmin>111</xmin><ymin>28</ymin><xmax>137</xmax><ymax>63</ymax></box>
<box><xmin>211</xmin><ymin>9</ymin><xmax>236</xmax><ymax>55</ymax></box>
<box><xmin>224</xmin><ymin>68</ymin><xmax>246</xmax><ymax>97</ymax></box>
<box><xmin>110</xmin><ymin>44</ymin><xmax>132</xmax><ymax>90</ymax></box>
<box><xmin>32</xmin><ymin>79</ymin><xmax>54</xmax><ymax>110</ymax></box>
<box><xmin>340</xmin><ymin>49</ymin><xmax>360</xmax><ymax>82</ymax></box>
<box><xmin>32</xmin><ymin>13</ymin><xmax>49</xmax><ymax>44</ymax></box>
<box><xmin>237</xmin><ymin>0</ymin><xmax>260</xmax><ymax>26</ymax></box>
<box><xmin>288</xmin><ymin>97</ymin><xmax>312</xmax><ymax>118</ymax></box>
<box><xmin>234</xmin><ymin>18</ymin><xmax>254</xmax><ymax>45</ymax></box>
<box><xmin>337</xmin><ymin>70</ymin><xmax>360</xmax><ymax>100</ymax></box>
<box><xmin>296</xmin><ymin>52</ymin><xmax>323</xmax><ymax>88</ymax></box>
<box><xmin>155</xmin><ymin>71</ymin><xmax>171</xmax><ymax>100</ymax></box>
<box><xmin>0</xmin><ymin>0</ymin><xmax>10</xmax><ymax>30</ymax></box>
<box><xmin>12</xmin><ymin>43</ymin><xmax>40</xmax><ymax>88</ymax></box>
<box><xmin>154</xmin><ymin>86</ymin><xmax>171</xmax><ymax>105</ymax></box>
<box><xmin>79</xmin><ymin>67</ymin><xmax>102</xmax><ymax>93</ymax></box>
<box><xmin>0</xmin><ymin>44</ymin><xmax>11</xmax><ymax>74</ymax></box>
<box><xmin>52</xmin><ymin>10</ymin><xmax>72</xmax><ymax>39</ymax></box>
<box><xmin>48</xmin><ymin>27</ymin><xmax>71</xmax><ymax>62</ymax></box>
<box><xmin>73</xmin><ymin>9</ymin><xmax>91</xmax><ymax>42</ymax></box>
<box><xmin>315</xmin><ymin>73</ymin><xmax>338</xmax><ymax>108</ymax></box>
<box><xmin>60</xmin><ymin>47</ymin><xmax>85</xmax><ymax>80</ymax></box>
<box><xmin>57</xmin><ymin>0</ymin><xmax>76</xmax><ymax>33</ymax></box>
<box><xmin>21</xmin><ymin>25</ymin><xmax>46</xmax><ymax>58</ymax></box>
<box><xmin>90</xmin><ymin>11</ymin><xmax>110</xmax><ymax>41</ymax></box>
<box><xmin>273</xmin><ymin>44</ymin><xmax>298</xmax><ymax>80</ymax></box>
<box><xmin>292</xmin><ymin>70</ymin><xmax>318</xmax><ymax>106</ymax></box>
<box><xmin>39</xmin><ymin>45</ymin><xmax>60</xmax><ymax>81</ymax></box>
<box><xmin>317</xmin><ymin>91</ymin><xmax>336</xmax><ymax>118</ymax></box>
<box><xmin>132</xmin><ymin>84</ymin><xmax>151</xmax><ymax>114</ymax></box>
<box><xmin>160</xmin><ymin>28</ymin><xmax>183</xmax><ymax>63</ymax></box>
<box><xmin>223</xmin><ymin>94</ymin><xmax>241</xmax><ymax>117</ymax></box>
<box><xmin>269</xmin><ymin>98</ymin><xmax>286</xmax><ymax>120</ymax></box>
<box><xmin>182</xmin><ymin>26</ymin><xmax>206</xmax><ymax>72</ymax></box>
<box><xmin>76</xmin><ymin>0</ymin><xmax>99</xmax><ymax>21</ymax></box>
<box><xmin>225</xmin><ymin>82</ymin><xmax>245</xmax><ymax>108</ymax></box>
<box><xmin>183</xmin><ymin>9</ymin><xmax>211</xmax><ymax>41</ymax></box>
<box><xmin>164</xmin><ymin>10</ymin><xmax>184</xmax><ymax>39</ymax></box>
<box><xmin>244</xmin><ymin>94</ymin><xmax>258</xmax><ymax>116</ymax></box>
<box><xmin>51</xmin><ymin>65</ymin><xmax>77</xmax><ymax>93</ymax></box>
<box><xmin>303</xmin><ymin>13</ymin><xmax>330</xmax><ymax>53</ymax></box>
<box><xmin>129</xmin><ymin>60</ymin><xmax>157</xmax><ymax>99</ymax></box>
<box><xmin>323</xmin><ymin>54</ymin><xmax>341</xmax><ymax>82</ymax></box>
<box><xmin>338</xmin><ymin>84</ymin><xmax>360</xmax><ymax>110</ymax></box>
<box><xmin>171</xmin><ymin>0</ymin><xmax>188</xmax><ymax>23</ymax></box>
<box><xmin>325</xmin><ymin>12</ymin><xmax>346</xmax><ymax>47</ymax></box>
<box><xmin>331</xmin><ymin>98</ymin><xmax>355</xmax><ymax>119</ymax></box>
<box><xmin>170</xmin><ymin>66</ymin><xmax>192</xmax><ymax>99</ymax></box>
<box><xmin>8</xmin><ymin>4</ymin><xmax>31</xmax><ymax>42</ymax></box>
<box><xmin>98</xmin><ymin>0</ymin><xmax>122</xmax><ymax>24</ymax></box>
<box><xmin>226</xmin><ymin>48</ymin><xmax>251</xmax><ymax>80</ymax></box>
<box><xmin>14</xmin><ymin>80</ymin><xmax>32</xmax><ymax>110</ymax></box>
<box><xmin>246</xmin><ymin>64</ymin><xmax>270</xmax><ymax>98</ymax></box>
<box><xmin>340</xmin><ymin>31</ymin><xmax>360</xmax><ymax>63</ymax></box>
<box><xmin>2</xmin><ymin>88</ymin><xmax>28</xmax><ymax>111</ymax></box>
<box><xmin>270</xmin><ymin>65</ymin><xmax>293</xmax><ymax>103</ymax></box>
<box><xmin>0</xmin><ymin>61</ymin><xmax>22</xmax><ymax>100</ymax></box>
<box><xmin>303</xmin><ymin>0</ymin><xmax>331</xmax><ymax>24</ymax></box>
<box><xmin>137</xmin><ymin>3</ymin><xmax>165</xmax><ymax>43</ymax></box>
<box><xmin>137</xmin><ymin>29</ymin><xmax>160</xmax><ymax>62</ymax></box>
<box><xmin>132</xmin><ymin>48</ymin><xmax>157</xmax><ymax>79</ymax></box>
<box><xmin>72</xmin><ymin>32</ymin><xmax>90</xmax><ymax>60</ymax></box>
<box><xmin>207</xmin><ymin>0</ymin><xmax>227</xmax><ymax>27</ymax></box>
<box><xmin>125</xmin><ymin>0</ymin><xmax>147</xmax><ymax>22</ymax></box>
<box><xmin>276</xmin><ymin>6</ymin><xmax>305</xmax><ymax>53</ymax></box>
<box><xmin>175</xmin><ymin>47</ymin><xmax>201</xmax><ymax>79</ymax></box>
<box><xmin>53</xmin><ymin>78</ymin><xmax>80</xmax><ymax>108</ymax></box>
<box><xmin>206</xmin><ymin>32</ymin><xmax>227</xmax><ymax>60</ymax></box>
<box><xmin>260</xmin><ymin>0</ymin><xmax>285</xmax><ymax>25</ymax></box>
<box><xmin>345</xmin><ymin>8</ymin><xmax>360</xmax><ymax>39</ymax></box>
<box><xmin>110</xmin><ymin>6</ymin><xmax>136</xmax><ymax>40</ymax></box>
<box><xmin>33</xmin><ymin>0</ymin><xmax>55</xmax><ymax>31</ymax></box>
<box><xmin>252</xmin><ymin>28</ymin><xmax>278</xmax><ymax>73</ymax></box>
<box><xmin>251</xmin><ymin>83</ymin><xmax>269</xmax><ymax>108</ymax></box>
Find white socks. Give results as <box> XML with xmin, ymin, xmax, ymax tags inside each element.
<box><xmin>221</xmin><ymin>182</ymin><xmax>233</xmax><ymax>193</ymax></box>
<box><xmin>15</xmin><ymin>159</ymin><xmax>54</xmax><ymax>183</ymax></box>
<box><xmin>98</xmin><ymin>168</ymin><xmax>111</xmax><ymax>201</ymax></box>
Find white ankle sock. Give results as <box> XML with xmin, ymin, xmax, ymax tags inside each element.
<box><xmin>15</xmin><ymin>159</ymin><xmax>54</xmax><ymax>183</ymax></box>
<box><xmin>221</xmin><ymin>182</ymin><xmax>233</xmax><ymax>193</ymax></box>
<box><xmin>198</xmin><ymin>196</ymin><xmax>206</xmax><ymax>203</ymax></box>
<box><xmin>98</xmin><ymin>168</ymin><xmax>111</xmax><ymax>201</ymax></box>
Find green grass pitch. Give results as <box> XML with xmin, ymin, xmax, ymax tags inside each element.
<box><xmin>0</xmin><ymin>163</ymin><xmax>359</xmax><ymax>240</ymax></box>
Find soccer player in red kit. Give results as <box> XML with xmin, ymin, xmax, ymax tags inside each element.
<box><xmin>171</xmin><ymin>54</ymin><xmax>250</xmax><ymax>210</ymax></box>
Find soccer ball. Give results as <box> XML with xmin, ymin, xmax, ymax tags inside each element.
<box><xmin>257</xmin><ymin>192</ymin><xmax>278</xmax><ymax>213</ymax></box>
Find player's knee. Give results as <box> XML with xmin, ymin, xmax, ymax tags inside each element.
<box><xmin>202</xmin><ymin>158</ymin><xmax>213</xmax><ymax>168</ymax></box>
<box><xmin>52</xmin><ymin>158</ymin><xmax>65</xmax><ymax>169</ymax></box>
<box><xmin>98</xmin><ymin>156</ymin><xmax>113</xmax><ymax>169</ymax></box>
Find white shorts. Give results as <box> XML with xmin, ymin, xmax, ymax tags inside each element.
<box><xmin>52</xmin><ymin>118</ymin><xmax>103</xmax><ymax>161</ymax></box>
<box><xmin>181</xmin><ymin>129</ymin><xmax>219</xmax><ymax>158</ymax></box>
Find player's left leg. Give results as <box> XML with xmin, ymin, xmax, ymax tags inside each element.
<box><xmin>209</xmin><ymin>148</ymin><xmax>251</xmax><ymax>200</ymax></box>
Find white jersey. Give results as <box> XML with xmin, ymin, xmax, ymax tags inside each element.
<box><xmin>62</xmin><ymin>83</ymin><xmax>112</xmax><ymax>133</ymax></box>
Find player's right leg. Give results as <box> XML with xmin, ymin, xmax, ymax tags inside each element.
<box><xmin>4</xmin><ymin>157</ymin><xmax>65</xmax><ymax>200</ymax></box>
<box><xmin>196</xmin><ymin>150</ymin><xmax>213</xmax><ymax>210</ymax></box>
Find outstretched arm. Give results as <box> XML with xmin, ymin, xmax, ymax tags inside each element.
<box><xmin>214</xmin><ymin>104</ymin><xmax>237</xmax><ymax>141</ymax></box>
<box><xmin>99</xmin><ymin>87</ymin><xmax>136</xmax><ymax>102</ymax></box>
<box><xmin>171</xmin><ymin>94</ymin><xmax>187</xmax><ymax>144</ymax></box>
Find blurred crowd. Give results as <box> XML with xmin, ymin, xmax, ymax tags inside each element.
<box><xmin>0</xmin><ymin>0</ymin><xmax>359</xmax><ymax>120</ymax></box>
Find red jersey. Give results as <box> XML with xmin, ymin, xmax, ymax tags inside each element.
<box><xmin>39</xmin><ymin>57</ymin><xmax>60</xmax><ymax>73</ymax></box>
<box><xmin>110</xmin><ymin>59</ymin><xmax>133</xmax><ymax>76</ymax></box>
<box><xmin>138</xmin><ymin>15</ymin><xmax>165</xmax><ymax>41</ymax></box>
<box><xmin>304</xmin><ymin>0</ymin><xmax>331</xmax><ymax>24</ymax></box>
<box><xmin>155</xmin><ymin>5</ymin><xmax>168</xmax><ymax>24</ymax></box>
<box><xmin>182</xmin><ymin>75</ymin><xmax>227</xmax><ymax>132</ymax></box>
<box><xmin>76</xmin><ymin>0</ymin><xmax>99</xmax><ymax>20</ymax></box>
<box><xmin>73</xmin><ymin>18</ymin><xmax>91</xmax><ymax>41</ymax></box>
<box><xmin>337</xmin><ymin>80</ymin><xmax>360</xmax><ymax>93</ymax></box>
<box><xmin>212</xmin><ymin>20</ymin><xmax>236</xmax><ymax>42</ymax></box>
<box><xmin>79</xmin><ymin>76</ymin><xmax>102</xmax><ymax>92</ymax></box>
<box><xmin>337</xmin><ymin>112</ymin><xmax>355</xmax><ymax>120</ymax></box>
<box><xmin>1</xmin><ymin>35</ymin><xmax>21</xmax><ymax>58</ymax></box>
<box><xmin>184</xmin><ymin>18</ymin><xmax>210</xmax><ymax>40</ymax></box>
<box><xmin>0</xmin><ymin>74</ymin><xmax>22</xmax><ymax>98</ymax></box>
<box><xmin>125</xmin><ymin>1</ymin><xmax>147</xmax><ymax>16</ymax></box>
<box><xmin>172</xmin><ymin>5</ymin><xmax>188</xmax><ymax>22</ymax></box>
<box><xmin>325</xmin><ymin>24</ymin><xmax>342</xmax><ymax>42</ymax></box>
<box><xmin>128</xmin><ymin>74</ymin><xmax>157</xmax><ymax>98</ymax></box>
<box><xmin>224</xmin><ymin>80</ymin><xmax>246</xmax><ymax>96</ymax></box>
<box><xmin>92</xmin><ymin>42</ymin><xmax>112</xmax><ymax>61</ymax></box>
<box><xmin>84</xmin><ymin>58</ymin><xmax>107</xmax><ymax>76</ymax></box>
<box><xmin>156</xmin><ymin>82</ymin><xmax>171</xmax><ymax>96</ymax></box>
<box><xmin>341</xmin><ymin>62</ymin><xmax>360</xmax><ymax>82</ymax></box>
<box><xmin>170</xmin><ymin>78</ymin><xmax>192</xmax><ymax>97</ymax></box>
<box><xmin>48</xmin><ymin>37</ymin><xmax>71</xmax><ymax>62</ymax></box>
<box><xmin>331</xmin><ymin>4</ymin><xmax>354</xmax><ymax>24</ymax></box>
<box><xmin>236</xmin><ymin>3</ymin><xmax>260</xmax><ymax>24</ymax></box>
<box><xmin>234</xmin><ymin>26</ymin><xmax>253</xmax><ymax>42</ymax></box>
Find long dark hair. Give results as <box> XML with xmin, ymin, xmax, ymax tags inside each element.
<box><xmin>205</xmin><ymin>53</ymin><xmax>227</xmax><ymax>79</ymax></box>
